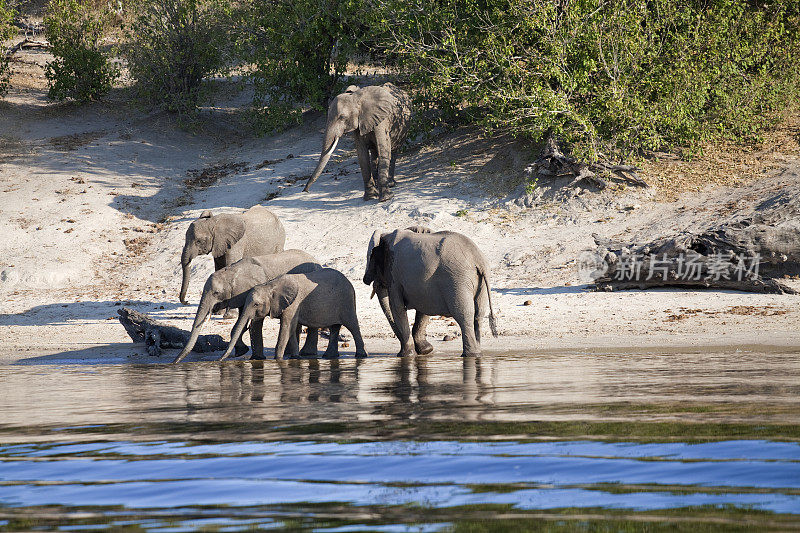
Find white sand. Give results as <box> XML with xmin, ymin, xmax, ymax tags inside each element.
<box><xmin>2</xmin><ymin>67</ymin><xmax>799</xmax><ymax>364</ymax></box>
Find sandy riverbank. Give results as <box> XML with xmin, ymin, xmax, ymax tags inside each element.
<box><xmin>1</xmin><ymin>45</ymin><xmax>799</xmax><ymax>365</ymax></box>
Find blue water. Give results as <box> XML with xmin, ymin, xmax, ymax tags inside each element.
<box><xmin>1</xmin><ymin>351</ymin><xmax>799</xmax><ymax>530</ymax></box>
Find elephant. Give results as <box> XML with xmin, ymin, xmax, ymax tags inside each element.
<box><xmin>172</xmin><ymin>250</ymin><xmax>321</xmax><ymax>364</ymax></box>
<box><xmin>363</xmin><ymin>227</ymin><xmax>498</xmax><ymax>357</ymax></box>
<box><xmin>219</xmin><ymin>268</ymin><xmax>368</xmax><ymax>361</ymax></box>
<box><xmin>179</xmin><ymin>205</ymin><xmax>285</xmax><ymax>306</ymax></box>
<box><xmin>303</xmin><ymin>83</ymin><xmax>412</xmax><ymax>202</ymax></box>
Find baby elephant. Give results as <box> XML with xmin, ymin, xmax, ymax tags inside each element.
<box><xmin>172</xmin><ymin>250</ymin><xmax>320</xmax><ymax>363</ymax></box>
<box><xmin>220</xmin><ymin>268</ymin><xmax>367</xmax><ymax>360</ymax></box>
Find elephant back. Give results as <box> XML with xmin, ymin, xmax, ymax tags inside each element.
<box><xmin>240</xmin><ymin>206</ymin><xmax>286</xmax><ymax>257</ymax></box>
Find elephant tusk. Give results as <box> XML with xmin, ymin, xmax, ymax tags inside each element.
<box><xmin>370</xmin><ymin>285</ymin><xmax>376</xmax><ymax>300</ymax></box>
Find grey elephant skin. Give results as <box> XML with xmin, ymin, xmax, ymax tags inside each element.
<box><xmin>303</xmin><ymin>83</ymin><xmax>412</xmax><ymax>202</ymax></box>
<box><xmin>220</xmin><ymin>268</ymin><xmax>368</xmax><ymax>361</ymax></box>
<box><xmin>364</xmin><ymin>227</ymin><xmax>498</xmax><ymax>357</ymax></box>
<box><xmin>172</xmin><ymin>250</ymin><xmax>320</xmax><ymax>363</ymax></box>
<box><xmin>179</xmin><ymin>206</ymin><xmax>286</xmax><ymax>305</ymax></box>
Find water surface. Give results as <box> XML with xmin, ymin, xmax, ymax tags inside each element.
<box><xmin>1</xmin><ymin>350</ymin><xmax>799</xmax><ymax>530</ymax></box>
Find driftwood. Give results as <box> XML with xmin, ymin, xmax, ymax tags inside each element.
<box><xmin>588</xmin><ymin>178</ymin><xmax>800</xmax><ymax>294</ymax></box>
<box><xmin>117</xmin><ymin>307</ymin><xmax>226</xmax><ymax>357</ymax></box>
<box><xmin>5</xmin><ymin>38</ymin><xmax>48</xmax><ymax>57</ymax></box>
<box><xmin>531</xmin><ymin>136</ymin><xmax>649</xmax><ymax>190</ymax></box>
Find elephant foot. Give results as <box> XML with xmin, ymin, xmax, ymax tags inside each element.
<box><xmin>355</xmin><ymin>350</ymin><xmax>369</xmax><ymax>358</ymax></box>
<box><xmin>414</xmin><ymin>340</ymin><xmax>434</xmax><ymax>355</ymax></box>
<box><xmin>461</xmin><ymin>351</ymin><xmax>482</xmax><ymax>357</ymax></box>
<box><xmin>222</xmin><ymin>308</ymin><xmax>237</xmax><ymax>319</ymax></box>
<box><xmin>235</xmin><ymin>344</ymin><xmax>249</xmax><ymax>357</ymax></box>
<box><xmin>388</xmin><ymin>178</ymin><xmax>397</xmax><ymax>188</ymax></box>
<box><xmin>322</xmin><ymin>352</ymin><xmax>339</xmax><ymax>359</ymax></box>
<box><xmin>250</xmin><ymin>352</ymin><xmax>266</xmax><ymax>361</ymax></box>
<box><xmin>396</xmin><ymin>348</ymin><xmax>414</xmax><ymax>357</ymax></box>
<box><xmin>364</xmin><ymin>191</ymin><xmax>378</xmax><ymax>201</ymax></box>
<box><xmin>299</xmin><ymin>348</ymin><xmax>318</xmax><ymax>357</ymax></box>
<box><xmin>378</xmin><ymin>190</ymin><xmax>393</xmax><ymax>202</ymax></box>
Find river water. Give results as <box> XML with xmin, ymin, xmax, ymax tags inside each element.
<box><xmin>1</xmin><ymin>349</ymin><xmax>799</xmax><ymax>530</ymax></box>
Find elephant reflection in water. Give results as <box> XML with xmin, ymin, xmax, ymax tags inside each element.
<box><xmin>277</xmin><ymin>359</ymin><xmax>362</xmax><ymax>405</ymax></box>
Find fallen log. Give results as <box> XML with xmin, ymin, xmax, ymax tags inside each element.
<box><xmin>586</xmin><ymin>170</ymin><xmax>800</xmax><ymax>294</ymax></box>
<box><xmin>117</xmin><ymin>307</ymin><xmax>227</xmax><ymax>357</ymax></box>
<box><xmin>588</xmin><ymin>224</ymin><xmax>799</xmax><ymax>294</ymax></box>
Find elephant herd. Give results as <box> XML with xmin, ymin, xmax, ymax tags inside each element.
<box><xmin>169</xmin><ymin>83</ymin><xmax>496</xmax><ymax>362</ymax></box>
<box><xmin>173</xmin><ymin>207</ymin><xmax>497</xmax><ymax>362</ymax></box>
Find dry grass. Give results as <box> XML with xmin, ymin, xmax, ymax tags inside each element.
<box><xmin>640</xmin><ymin>109</ymin><xmax>800</xmax><ymax>200</ymax></box>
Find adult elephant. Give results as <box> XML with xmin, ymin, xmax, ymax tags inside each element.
<box><xmin>179</xmin><ymin>206</ymin><xmax>285</xmax><ymax>305</ymax></box>
<box><xmin>303</xmin><ymin>83</ymin><xmax>412</xmax><ymax>202</ymax></box>
<box><xmin>364</xmin><ymin>227</ymin><xmax>498</xmax><ymax>357</ymax></box>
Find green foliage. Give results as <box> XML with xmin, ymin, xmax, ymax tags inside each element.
<box><xmin>44</xmin><ymin>0</ymin><xmax>118</xmax><ymax>102</ymax></box>
<box><xmin>375</xmin><ymin>0</ymin><xmax>800</xmax><ymax>160</ymax></box>
<box><xmin>0</xmin><ymin>0</ymin><xmax>15</xmax><ymax>97</ymax></box>
<box><xmin>239</xmin><ymin>0</ymin><xmax>368</xmax><ymax>132</ymax></box>
<box><xmin>124</xmin><ymin>0</ymin><xmax>232</xmax><ymax>114</ymax></box>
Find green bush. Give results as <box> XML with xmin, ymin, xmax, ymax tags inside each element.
<box><xmin>124</xmin><ymin>0</ymin><xmax>231</xmax><ymax>114</ymax></box>
<box><xmin>239</xmin><ymin>0</ymin><xmax>368</xmax><ymax>132</ymax></box>
<box><xmin>44</xmin><ymin>0</ymin><xmax>118</xmax><ymax>102</ymax></box>
<box><xmin>0</xmin><ymin>0</ymin><xmax>17</xmax><ymax>97</ymax></box>
<box><xmin>375</xmin><ymin>0</ymin><xmax>800</xmax><ymax>160</ymax></box>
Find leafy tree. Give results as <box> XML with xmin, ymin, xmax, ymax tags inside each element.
<box><xmin>239</xmin><ymin>0</ymin><xmax>368</xmax><ymax>132</ymax></box>
<box><xmin>0</xmin><ymin>0</ymin><xmax>17</xmax><ymax>97</ymax></box>
<box><xmin>374</xmin><ymin>0</ymin><xmax>800</xmax><ymax>160</ymax></box>
<box><xmin>44</xmin><ymin>0</ymin><xmax>118</xmax><ymax>102</ymax></box>
<box><xmin>124</xmin><ymin>0</ymin><xmax>232</xmax><ymax>114</ymax></box>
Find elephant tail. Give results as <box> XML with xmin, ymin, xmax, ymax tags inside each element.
<box><xmin>478</xmin><ymin>267</ymin><xmax>498</xmax><ymax>338</ymax></box>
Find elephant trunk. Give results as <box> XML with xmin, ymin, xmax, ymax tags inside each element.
<box><xmin>179</xmin><ymin>248</ymin><xmax>195</xmax><ymax>305</ymax></box>
<box><xmin>172</xmin><ymin>298</ymin><xmax>214</xmax><ymax>363</ymax></box>
<box><xmin>219</xmin><ymin>307</ymin><xmax>254</xmax><ymax>361</ymax></box>
<box><xmin>303</xmin><ymin>132</ymin><xmax>340</xmax><ymax>192</ymax></box>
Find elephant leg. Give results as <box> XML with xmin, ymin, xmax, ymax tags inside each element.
<box><xmin>388</xmin><ymin>153</ymin><xmax>397</xmax><ymax>187</ymax></box>
<box><xmin>286</xmin><ymin>323</ymin><xmax>300</xmax><ymax>359</ymax></box>
<box><xmin>453</xmin><ymin>300</ymin><xmax>481</xmax><ymax>357</ymax></box>
<box><xmin>249</xmin><ymin>318</ymin><xmax>265</xmax><ymax>360</ymax></box>
<box><xmin>274</xmin><ymin>315</ymin><xmax>298</xmax><ymax>360</ymax></box>
<box><xmin>323</xmin><ymin>324</ymin><xmax>341</xmax><ymax>358</ymax></box>
<box><xmin>389</xmin><ymin>292</ymin><xmax>414</xmax><ymax>357</ymax></box>
<box><xmin>299</xmin><ymin>327</ymin><xmax>319</xmax><ymax>356</ymax></box>
<box><xmin>356</xmin><ymin>136</ymin><xmax>377</xmax><ymax>200</ymax></box>
<box><xmin>374</xmin><ymin>127</ymin><xmax>393</xmax><ymax>202</ymax></box>
<box><xmin>233</xmin><ymin>315</ymin><xmax>251</xmax><ymax>357</ymax></box>
<box><xmin>345</xmin><ymin>316</ymin><xmax>368</xmax><ymax>358</ymax></box>
<box><xmin>412</xmin><ymin>311</ymin><xmax>433</xmax><ymax>355</ymax></box>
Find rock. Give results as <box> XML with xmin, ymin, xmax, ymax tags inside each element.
<box><xmin>523</xmin><ymin>300</ymin><xmax>532</xmax><ymax>306</ymax></box>
<box><xmin>442</xmin><ymin>334</ymin><xmax>457</xmax><ymax>341</ymax></box>
<box><xmin>341</xmin><ymin>342</ymin><xmax>350</xmax><ymax>348</ymax></box>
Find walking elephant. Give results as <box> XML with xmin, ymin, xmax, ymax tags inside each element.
<box><xmin>172</xmin><ymin>250</ymin><xmax>320</xmax><ymax>363</ymax></box>
<box><xmin>219</xmin><ymin>269</ymin><xmax>368</xmax><ymax>361</ymax></box>
<box><xmin>363</xmin><ymin>227</ymin><xmax>497</xmax><ymax>357</ymax></box>
<box><xmin>303</xmin><ymin>83</ymin><xmax>412</xmax><ymax>202</ymax></box>
<box><xmin>179</xmin><ymin>206</ymin><xmax>285</xmax><ymax>305</ymax></box>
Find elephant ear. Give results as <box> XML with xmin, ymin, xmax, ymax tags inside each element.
<box><xmin>269</xmin><ymin>278</ymin><xmax>299</xmax><ymax>318</ymax></box>
<box><xmin>364</xmin><ymin>230</ymin><xmax>389</xmax><ymax>286</ymax></box>
<box><xmin>358</xmin><ymin>86</ymin><xmax>396</xmax><ymax>135</ymax></box>
<box><xmin>211</xmin><ymin>215</ymin><xmax>246</xmax><ymax>257</ymax></box>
